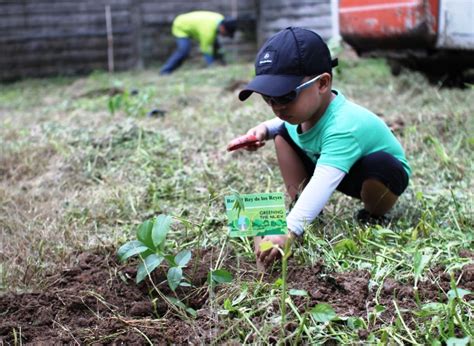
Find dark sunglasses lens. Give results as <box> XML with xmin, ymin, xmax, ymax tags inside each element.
<box><xmin>262</xmin><ymin>91</ymin><xmax>296</xmax><ymax>105</ymax></box>
<box><xmin>276</xmin><ymin>92</ymin><xmax>296</xmax><ymax>104</ymax></box>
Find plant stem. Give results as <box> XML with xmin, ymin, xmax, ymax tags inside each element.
<box><xmin>212</xmin><ymin>302</ymin><xmax>272</xmax><ymax>345</ymax></box>
<box><xmin>147</xmin><ymin>269</ymin><xmax>188</xmax><ymax>320</ymax></box>
<box><xmin>280</xmin><ymin>238</ymin><xmax>291</xmax><ymax>337</ymax></box>
<box><xmin>392</xmin><ymin>299</ymin><xmax>418</xmax><ymax>344</ymax></box>
<box><xmin>215</xmin><ymin>234</ymin><xmax>229</xmax><ymax>270</ymax></box>
<box><xmin>242</xmin><ymin>311</ymin><xmax>265</xmax><ymax>342</ymax></box>
<box><xmin>132</xmin><ymin>327</ymin><xmax>153</xmax><ymax>345</ymax></box>
<box><xmin>287</xmin><ymin>299</ymin><xmax>314</xmax><ymax>344</ymax></box>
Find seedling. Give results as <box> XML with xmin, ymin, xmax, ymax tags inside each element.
<box><xmin>414</xmin><ymin>273</ymin><xmax>473</xmax><ymax>343</ymax></box>
<box><xmin>260</xmin><ymin>238</ymin><xmax>292</xmax><ymax>335</ymax></box>
<box><xmin>221</xmin><ymin>284</ymin><xmax>248</xmax><ymax>317</ymax></box>
<box><xmin>208</xmin><ymin>269</ymin><xmax>233</xmax><ymax>287</ymax></box>
<box><xmin>413</xmin><ymin>248</ymin><xmax>432</xmax><ymax>305</ymax></box>
<box><xmin>117</xmin><ymin>214</ymin><xmax>192</xmax><ymax>291</ymax></box>
<box><xmin>108</xmin><ymin>87</ymin><xmax>153</xmax><ymax>117</ymax></box>
<box><xmin>310</xmin><ymin>303</ymin><xmax>337</xmax><ymax>323</ymax></box>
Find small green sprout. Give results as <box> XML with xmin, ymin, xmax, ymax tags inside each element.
<box><xmin>208</xmin><ymin>269</ymin><xmax>233</xmax><ymax>286</ymax></box>
<box><xmin>108</xmin><ymin>88</ymin><xmax>153</xmax><ymax>117</ymax></box>
<box><xmin>310</xmin><ymin>303</ymin><xmax>337</xmax><ymax>323</ymax></box>
<box><xmin>117</xmin><ymin>214</ymin><xmax>191</xmax><ymax>291</ymax></box>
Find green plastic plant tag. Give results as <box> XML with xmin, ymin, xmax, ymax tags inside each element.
<box><xmin>225</xmin><ymin>193</ymin><xmax>287</xmax><ymax>237</ymax></box>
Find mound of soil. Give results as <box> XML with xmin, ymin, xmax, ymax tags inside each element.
<box><xmin>0</xmin><ymin>247</ymin><xmax>233</xmax><ymax>344</ymax></box>
<box><xmin>1</xmin><ymin>248</ymin><xmax>472</xmax><ymax>344</ymax></box>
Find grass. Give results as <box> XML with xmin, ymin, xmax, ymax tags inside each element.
<box><xmin>0</xmin><ymin>50</ymin><xmax>473</xmax><ymax>343</ymax></box>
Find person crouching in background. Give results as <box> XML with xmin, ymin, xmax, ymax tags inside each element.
<box><xmin>160</xmin><ymin>11</ymin><xmax>237</xmax><ymax>75</ymax></box>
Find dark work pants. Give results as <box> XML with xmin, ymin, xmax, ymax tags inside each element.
<box><xmin>276</xmin><ymin>126</ymin><xmax>409</xmax><ymax>198</ymax></box>
<box><xmin>160</xmin><ymin>38</ymin><xmax>191</xmax><ymax>75</ymax></box>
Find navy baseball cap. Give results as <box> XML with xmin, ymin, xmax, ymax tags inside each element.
<box><xmin>239</xmin><ymin>27</ymin><xmax>338</xmax><ymax>101</ymax></box>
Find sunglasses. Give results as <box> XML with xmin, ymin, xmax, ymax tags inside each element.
<box><xmin>261</xmin><ymin>74</ymin><xmax>323</xmax><ymax>106</ymax></box>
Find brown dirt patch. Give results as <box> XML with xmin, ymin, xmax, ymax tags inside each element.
<box><xmin>0</xmin><ymin>248</ymin><xmax>217</xmax><ymax>344</ymax></box>
<box><xmin>1</xmin><ymin>248</ymin><xmax>472</xmax><ymax>343</ymax></box>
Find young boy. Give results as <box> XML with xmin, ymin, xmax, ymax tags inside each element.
<box><xmin>237</xmin><ymin>27</ymin><xmax>411</xmax><ymax>268</ymax></box>
<box><xmin>160</xmin><ymin>11</ymin><xmax>237</xmax><ymax>75</ymax></box>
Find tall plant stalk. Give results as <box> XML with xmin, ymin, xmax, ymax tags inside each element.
<box><xmin>280</xmin><ymin>238</ymin><xmax>292</xmax><ymax>336</ymax></box>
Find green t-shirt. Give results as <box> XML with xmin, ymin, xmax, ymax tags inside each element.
<box><xmin>172</xmin><ymin>11</ymin><xmax>224</xmax><ymax>55</ymax></box>
<box><xmin>285</xmin><ymin>90</ymin><xmax>411</xmax><ymax>176</ymax></box>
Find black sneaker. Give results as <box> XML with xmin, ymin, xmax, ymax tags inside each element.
<box><xmin>356</xmin><ymin>209</ymin><xmax>389</xmax><ymax>226</ymax></box>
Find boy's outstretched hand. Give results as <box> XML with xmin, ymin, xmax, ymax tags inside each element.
<box><xmin>254</xmin><ymin>232</ymin><xmax>295</xmax><ymax>269</ymax></box>
<box><xmin>226</xmin><ymin>124</ymin><xmax>268</xmax><ymax>152</ymax></box>
<box><xmin>244</xmin><ymin>123</ymin><xmax>268</xmax><ymax>151</ymax></box>
<box><xmin>227</xmin><ymin>134</ymin><xmax>260</xmax><ymax>151</ymax></box>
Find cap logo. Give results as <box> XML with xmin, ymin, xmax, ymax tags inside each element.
<box><xmin>258</xmin><ymin>50</ymin><xmax>275</xmax><ymax>66</ymax></box>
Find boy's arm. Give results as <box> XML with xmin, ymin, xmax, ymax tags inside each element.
<box><xmin>287</xmin><ymin>164</ymin><xmax>346</xmax><ymax>236</ymax></box>
<box><xmin>256</xmin><ymin>165</ymin><xmax>345</xmax><ymax>267</ymax></box>
<box><xmin>244</xmin><ymin>118</ymin><xmax>284</xmax><ymax>152</ymax></box>
<box><xmin>263</xmin><ymin>118</ymin><xmax>284</xmax><ymax>139</ymax></box>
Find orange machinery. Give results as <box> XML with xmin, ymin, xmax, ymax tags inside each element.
<box><xmin>339</xmin><ymin>0</ymin><xmax>474</xmax><ymax>81</ymax></box>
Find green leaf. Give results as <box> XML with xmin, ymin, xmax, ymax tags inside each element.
<box><xmin>418</xmin><ymin>302</ymin><xmax>446</xmax><ymax>316</ymax></box>
<box><xmin>334</xmin><ymin>239</ymin><xmax>357</xmax><ymax>254</ymax></box>
<box><xmin>232</xmin><ymin>284</ymin><xmax>248</xmax><ymax>305</ymax></box>
<box><xmin>273</xmin><ymin>278</ymin><xmax>283</xmax><ymax>288</ymax></box>
<box><xmin>164</xmin><ymin>254</ymin><xmax>176</xmax><ymax>267</ymax></box>
<box><xmin>175</xmin><ymin>249</ymin><xmax>192</xmax><ymax>267</ymax></box>
<box><xmin>137</xmin><ymin>219</ymin><xmax>154</xmax><ymax>248</ymax></box>
<box><xmin>347</xmin><ymin>316</ymin><xmax>366</xmax><ymax>330</ymax></box>
<box><xmin>166</xmin><ymin>296</ymin><xmax>197</xmax><ymax>317</ymax></box>
<box><xmin>259</xmin><ymin>241</ymin><xmax>274</xmax><ymax>252</ymax></box>
<box><xmin>288</xmin><ymin>289</ymin><xmax>308</xmax><ymax>296</ymax></box>
<box><xmin>447</xmin><ymin>288</ymin><xmax>472</xmax><ymax>301</ymax></box>
<box><xmin>224</xmin><ymin>298</ymin><xmax>233</xmax><ymax>310</ymax></box>
<box><xmin>414</xmin><ymin>250</ymin><xmax>431</xmax><ymax>279</ymax></box>
<box><xmin>446</xmin><ymin>337</ymin><xmax>471</xmax><ymax>346</ymax></box>
<box><xmin>185</xmin><ymin>307</ymin><xmax>197</xmax><ymax>318</ymax></box>
<box><xmin>108</xmin><ymin>97</ymin><xmax>115</xmax><ymax>114</ymax></box>
<box><xmin>374</xmin><ymin>305</ymin><xmax>386</xmax><ymax>313</ymax></box>
<box><xmin>114</xmin><ymin>94</ymin><xmax>122</xmax><ymax>110</ymax></box>
<box><xmin>167</xmin><ymin>267</ymin><xmax>183</xmax><ymax>291</ymax></box>
<box><xmin>136</xmin><ymin>254</ymin><xmax>164</xmax><ymax>283</ymax></box>
<box><xmin>373</xmin><ymin>228</ymin><xmax>400</xmax><ymax>240</ymax></box>
<box><xmin>422</xmin><ymin>302</ymin><xmax>445</xmax><ymax>311</ymax></box>
<box><xmin>209</xmin><ymin>269</ymin><xmax>233</xmax><ymax>284</ymax></box>
<box><xmin>310</xmin><ymin>303</ymin><xmax>337</xmax><ymax>323</ymax></box>
<box><xmin>166</xmin><ymin>295</ymin><xmax>185</xmax><ymax>308</ymax></box>
<box><xmin>152</xmin><ymin>214</ymin><xmax>173</xmax><ymax>247</ymax></box>
<box><xmin>117</xmin><ymin>240</ymin><xmax>149</xmax><ymax>262</ymax></box>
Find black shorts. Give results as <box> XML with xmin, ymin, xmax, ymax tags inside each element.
<box><xmin>275</xmin><ymin>125</ymin><xmax>409</xmax><ymax>198</ymax></box>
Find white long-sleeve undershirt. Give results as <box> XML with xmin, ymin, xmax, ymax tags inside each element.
<box><xmin>286</xmin><ymin>164</ymin><xmax>346</xmax><ymax>235</ymax></box>
<box><xmin>262</xmin><ymin>118</ymin><xmax>346</xmax><ymax>235</ymax></box>
<box><xmin>264</xmin><ymin>118</ymin><xmax>285</xmax><ymax>139</ymax></box>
